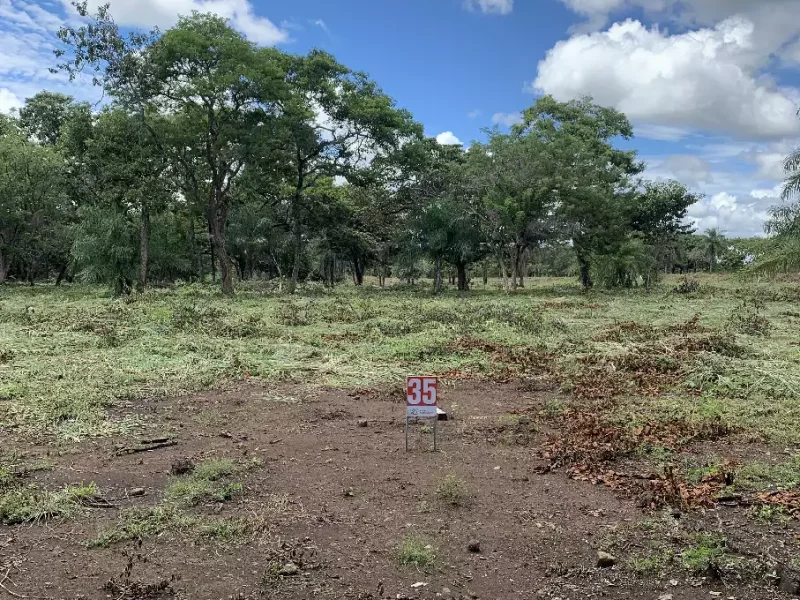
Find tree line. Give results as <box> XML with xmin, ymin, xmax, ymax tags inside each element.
<box><xmin>0</xmin><ymin>4</ymin><xmax>729</xmax><ymax>295</ymax></box>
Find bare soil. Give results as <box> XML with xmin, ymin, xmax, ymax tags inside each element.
<box><xmin>1</xmin><ymin>382</ymin><xmax>798</xmax><ymax>600</ymax></box>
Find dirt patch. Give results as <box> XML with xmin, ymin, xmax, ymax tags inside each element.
<box><xmin>1</xmin><ymin>382</ymin><xmax>797</xmax><ymax>600</ymax></box>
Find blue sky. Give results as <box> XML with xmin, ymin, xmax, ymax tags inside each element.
<box><xmin>2</xmin><ymin>0</ymin><xmax>799</xmax><ymax>236</ymax></box>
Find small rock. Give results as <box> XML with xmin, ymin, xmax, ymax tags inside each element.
<box><xmin>128</xmin><ymin>487</ymin><xmax>146</xmax><ymax>497</ymax></box>
<box><xmin>596</xmin><ymin>551</ymin><xmax>616</xmax><ymax>568</ymax></box>
<box><xmin>657</xmin><ymin>595</ymin><xmax>673</xmax><ymax>600</ymax></box>
<box><xmin>279</xmin><ymin>562</ymin><xmax>300</xmax><ymax>576</ymax></box>
<box><xmin>467</xmin><ymin>540</ymin><xmax>481</xmax><ymax>553</ymax></box>
<box><xmin>357</xmin><ymin>420</ymin><xmax>369</xmax><ymax>428</ymax></box>
<box><xmin>411</xmin><ymin>582</ymin><xmax>427</xmax><ymax>589</ymax></box>
<box><xmin>442</xmin><ymin>588</ymin><xmax>451</xmax><ymax>595</ymax></box>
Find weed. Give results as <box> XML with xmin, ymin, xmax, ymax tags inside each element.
<box><xmin>736</xmin><ymin>456</ymin><xmax>800</xmax><ymax>491</ymax></box>
<box><xmin>198</xmin><ymin>517</ymin><xmax>252</xmax><ymax>540</ymax></box>
<box><xmin>435</xmin><ymin>474</ymin><xmax>469</xmax><ymax>507</ymax></box>
<box><xmin>90</xmin><ymin>505</ymin><xmax>197</xmax><ymax>547</ymax></box>
<box><xmin>0</xmin><ymin>482</ymin><xmax>98</xmax><ymax>524</ymax></box>
<box><xmin>395</xmin><ymin>536</ymin><xmax>436</xmax><ymax>568</ymax></box>
<box><xmin>276</xmin><ymin>301</ymin><xmax>313</xmax><ymax>326</ymax></box>
<box><xmin>680</xmin><ymin>534</ymin><xmax>726</xmax><ymax>573</ymax></box>
<box><xmin>726</xmin><ymin>299</ymin><xmax>771</xmax><ymax>336</ymax></box>
<box><xmin>752</xmin><ymin>504</ymin><xmax>791</xmax><ymax>525</ymax></box>
<box><xmin>164</xmin><ymin>459</ymin><xmax>241</xmax><ymax>506</ymax></box>
<box><xmin>673</xmin><ymin>277</ymin><xmax>700</xmax><ymax>294</ymax></box>
<box><xmin>627</xmin><ymin>548</ymin><xmax>673</xmax><ymax>576</ymax></box>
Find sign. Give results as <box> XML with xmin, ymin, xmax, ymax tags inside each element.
<box><xmin>406</xmin><ymin>376</ymin><xmax>438</xmax><ymax>418</ymax></box>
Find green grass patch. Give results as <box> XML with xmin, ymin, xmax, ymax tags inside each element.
<box><xmin>435</xmin><ymin>473</ymin><xmax>469</xmax><ymax>507</ymax></box>
<box><xmin>2</xmin><ymin>275</ymin><xmax>800</xmax><ymax>446</ymax></box>
<box><xmin>395</xmin><ymin>536</ymin><xmax>436</xmax><ymax>568</ymax></box>
<box><xmin>164</xmin><ymin>458</ymin><xmax>242</xmax><ymax>506</ymax></box>
<box><xmin>0</xmin><ymin>482</ymin><xmax>98</xmax><ymax>524</ymax></box>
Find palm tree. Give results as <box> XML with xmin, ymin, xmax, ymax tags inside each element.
<box><xmin>703</xmin><ymin>228</ymin><xmax>726</xmax><ymax>272</ymax></box>
<box><xmin>782</xmin><ymin>145</ymin><xmax>800</xmax><ymax>201</ymax></box>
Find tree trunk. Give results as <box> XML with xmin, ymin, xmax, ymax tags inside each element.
<box><xmin>210</xmin><ymin>208</ymin><xmax>234</xmax><ymax>296</ymax></box>
<box><xmin>137</xmin><ymin>204</ymin><xmax>150</xmax><ymax>292</ymax></box>
<box><xmin>518</xmin><ymin>248</ymin><xmax>527</xmax><ymax>288</ymax></box>
<box><xmin>0</xmin><ymin>250</ymin><xmax>9</xmax><ymax>284</ymax></box>
<box><xmin>498</xmin><ymin>253</ymin><xmax>509</xmax><ymax>291</ymax></box>
<box><xmin>456</xmin><ymin>262</ymin><xmax>469</xmax><ymax>291</ymax></box>
<box><xmin>189</xmin><ymin>217</ymin><xmax>203</xmax><ymax>282</ymax></box>
<box><xmin>510</xmin><ymin>248</ymin><xmax>519</xmax><ymax>291</ymax></box>
<box><xmin>207</xmin><ymin>217</ymin><xmax>217</xmax><ymax>284</ymax></box>
<box><xmin>482</xmin><ymin>262</ymin><xmax>488</xmax><ymax>287</ymax></box>
<box><xmin>352</xmin><ymin>253</ymin><xmax>364</xmax><ymax>286</ymax></box>
<box><xmin>434</xmin><ymin>255</ymin><xmax>443</xmax><ymax>295</ymax></box>
<box><xmin>578</xmin><ymin>253</ymin><xmax>593</xmax><ymax>288</ymax></box>
<box><xmin>287</xmin><ymin>226</ymin><xmax>302</xmax><ymax>295</ymax></box>
<box><xmin>55</xmin><ymin>262</ymin><xmax>69</xmax><ymax>286</ymax></box>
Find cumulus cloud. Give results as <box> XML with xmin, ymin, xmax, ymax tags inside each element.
<box><xmin>0</xmin><ymin>88</ymin><xmax>23</xmax><ymax>114</ymax></box>
<box><xmin>72</xmin><ymin>0</ymin><xmax>289</xmax><ymax>45</ymax></box>
<box><xmin>463</xmin><ymin>0</ymin><xmax>513</xmax><ymax>15</ymax></box>
<box><xmin>436</xmin><ymin>131</ymin><xmax>463</xmax><ymax>146</ymax></box>
<box><xmin>491</xmin><ymin>112</ymin><xmax>523</xmax><ymax>127</ymax></box>
<box><xmin>533</xmin><ymin>18</ymin><xmax>800</xmax><ymax>139</ymax></box>
<box><xmin>686</xmin><ymin>190</ymin><xmax>773</xmax><ymax>237</ymax></box>
<box><xmin>560</xmin><ymin>0</ymin><xmax>799</xmax><ymax>59</ymax></box>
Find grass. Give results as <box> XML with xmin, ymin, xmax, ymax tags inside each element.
<box><xmin>435</xmin><ymin>474</ymin><xmax>469</xmax><ymax>507</ymax></box>
<box><xmin>90</xmin><ymin>458</ymin><xmax>249</xmax><ymax>546</ymax></box>
<box><xmin>0</xmin><ymin>482</ymin><xmax>98</xmax><ymax>524</ymax></box>
<box><xmin>164</xmin><ymin>458</ymin><xmax>242</xmax><ymax>506</ymax></box>
<box><xmin>395</xmin><ymin>535</ymin><xmax>436</xmax><ymax>568</ymax></box>
<box><xmin>2</xmin><ymin>275</ymin><xmax>800</xmax><ymax>442</ymax></box>
<box><xmin>680</xmin><ymin>534</ymin><xmax>727</xmax><ymax>573</ymax></box>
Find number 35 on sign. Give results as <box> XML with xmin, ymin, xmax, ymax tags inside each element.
<box><xmin>406</xmin><ymin>376</ymin><xmax>438</xmax><ymax>417</ymax></box>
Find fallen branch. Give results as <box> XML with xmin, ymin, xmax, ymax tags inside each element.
<box><xmin>115</xmin><ymin>440</ymin><xmax>177</xmax><ymax>456</ymax></box>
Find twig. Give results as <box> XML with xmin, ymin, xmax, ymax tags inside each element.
<box><xmin>0</xmin><ymin>569</ymin><xmax>27</xmax><ymax>599</ymax></box>
<box><xmin>115</xmin><ymin>441</ymin><xmax>177</xmax><ymax>456</ymax></box>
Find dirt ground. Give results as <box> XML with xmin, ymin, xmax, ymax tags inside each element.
<box><xmin>1</xmin><ymin>381</ymin><xmax>798</xmax><ymax>600</ymax></box>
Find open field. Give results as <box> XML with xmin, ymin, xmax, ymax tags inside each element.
<box><xmin>1</xmin><ymin>275</ymin><xmax>800</xmax><ymax>599</ymax></box>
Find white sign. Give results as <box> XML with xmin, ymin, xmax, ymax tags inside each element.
<box><xmin>406</xmin><ymin>376</ymin><xmax>438</xmax><ymax>418</ymax></box>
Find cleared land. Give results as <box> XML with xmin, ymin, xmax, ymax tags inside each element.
<box><xmin>1</xmin><ymin>275</ymin><xmax>799</xmax><ymax>599</ymax></box>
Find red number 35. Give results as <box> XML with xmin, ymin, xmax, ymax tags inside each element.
<box><xmin>407</xmin><ymin>377</ymin><xmax>437</xmax><ymax>405</ymax></box>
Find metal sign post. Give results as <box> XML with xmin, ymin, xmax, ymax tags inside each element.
<box><xmin>405</xmin><ymin>376</ymin><xmax>438</xmax><ymax>451</ymax></box>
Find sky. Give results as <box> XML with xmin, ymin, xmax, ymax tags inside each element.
<box><xmin>2</xmin><ymin>0</ymin><xmax>800</xmax><ymax>237</ymax></box>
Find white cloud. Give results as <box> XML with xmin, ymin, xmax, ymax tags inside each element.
<box><xmin>635</xmin><ymin>124</ymin><xmax>692</xmax><ymax>142</ymax></box>
<box><xmin>686</xmin><ymin>190</ymin><xmax>772</xmax><ymax>237</ymax></box>
<box><xmin>463</xmin><ymin>0</ymin><xmax>513</xmax><ymax>15</ymax></box>
<box><xmin>560</xmin><ymin>0</ymin><xmax>799</xmax><ymax>56</ymax></box>
<box><xmin>312</xmin><ymin>18</ymin><xmax>331</xmax><ymax>36</ymax></box>
<box><xmin>467</xmin><ymin>109</ymin><xmax>481</xmax><ymax>119</ymax></box>
<box><xmin>751</xmin><ymin>184</ymin><xmax>783</xmax><ymax>199</ymax></box>
<box><xmin>533</xmin><ymin>18</ymin><xmax>800</xmax><ymax>139</ymax></box>
<box><xmin>0</xmin><ymin>88</ymin><xmax>23</xmax><ymax>114</ymax></box>
<box><xmin>76</xmin><ymin>0</ymin><xmax>289</xmax><ymax>45</ymax></box>
<box><xmin>491</xmin><ymin>112</ymin><xmax>523</xmax><ymax>127</ymax></box>
<box><xmin>0</xmin><ymin>0</ymin><xmax>289</xmax><ymax>120</ymax></box>
<box><xmin>436</xmin><ymin>131</ymin><xmax>463</xmax><ymax>146</ymax></box>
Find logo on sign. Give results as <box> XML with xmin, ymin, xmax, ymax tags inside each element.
<box><xmin>406</xmin><ymin>376</ymin><xmax>438</xmax><ymax>417</ymax></box>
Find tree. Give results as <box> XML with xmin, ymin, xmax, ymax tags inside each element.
<box><xmin>0</xmin><ymin>132</ymin><xmax>67</xmax><ymax>283</ymax></box>
<box><xmin>56</xmin><ymin>7</ymin><xmax>286</xmax><ymax>296</ymax></box>
<box><xmin>260</xmin><ymin>50</ymin><xmax>420</xmax><ymax>293</ymax></box>
<box><xmin>703</xmin><ymin>228</ymin><xmax>726</xmax><ymax>272</ymax></box>
<box><xmin>18</xmin><ymin>91</ymin><xmax>89</xmax><ymax>146</ymax></box>
<box><xmin>517</xmin><ymin>96</ymin><xmax>642</xmax><ymax>288</ymax></box>
<box><xmin>468</xmin><ymin>128</ymin><xmax>555</xmax><ymax>291</ymax></box>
